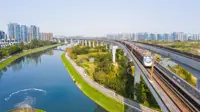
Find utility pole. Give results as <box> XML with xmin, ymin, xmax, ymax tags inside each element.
<box><xmin>150</xmin><ymin>54</ymin><xmax>159</xmax><ymax>81</ymax></box>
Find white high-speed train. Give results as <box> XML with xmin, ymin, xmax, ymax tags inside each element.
<box><xmin>117</xmin><ymin>40</ymin><xmax>153</xmax><ymax>67</ymax></box>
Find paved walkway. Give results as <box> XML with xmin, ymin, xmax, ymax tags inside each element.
<box><xmin>65</xmin><ymin>53</ymin><xmax>157</xmax><ymax>112</ymax></box>
<box><xmin>0</xmin><ymin>55</ymin><xmax>15</xmax><ymax>63</ymax></box>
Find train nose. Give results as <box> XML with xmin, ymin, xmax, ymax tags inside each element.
<box><xmin>144</xmin><ymin>57</ymin><xmax>152</xmax><ymax>63</ymax></box>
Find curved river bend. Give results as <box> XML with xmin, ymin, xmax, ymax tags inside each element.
<box><xmin>0</xmin><ymin>49</ymin><xmax>105</xmax><ymax>112</ymax></box>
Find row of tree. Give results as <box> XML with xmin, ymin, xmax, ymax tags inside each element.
<box><xmin>134</xmin><ymin>77</ymin><xmax>159</xmax><ymax>108</ymax></box>
<box><xmin>0</xmin><ymin>40</ymin><xmax>57</xmax><ymax>59</ymax></box>
<box><xmin>72</xmin><ymin>45</ymin><xmax>89</xmax><ymax>55</ymax></box>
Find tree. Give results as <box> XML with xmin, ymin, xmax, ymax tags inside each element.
<box><xmin>134</xmin><ymin>77</ymin><xmax>148</xmax><ymax>103</ymax></box>
<box><xmin>19</xmin><ymin>42</ymin><xmax>24</xmax><ymax>49</ymax></box>
<box><xmin>95</xmin><ymin>53</ymin><xmax>113</xmax><ymax>74</ymax></box>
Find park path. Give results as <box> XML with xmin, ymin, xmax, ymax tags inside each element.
<box><xmin>65</xmin><ymin>53</ymin><xmax>157</xmax><ymax>112</ymax></box>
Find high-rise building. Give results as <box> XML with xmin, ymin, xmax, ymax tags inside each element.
<box><xmin>8</xmin><ymin>23</ymin><xmax>21</xmax><ymax>42</ymax></box>
<box><xmin>172</xmin><ymin>32</ymin><xmax>178</xmax><ymax>41</ymax></box>
<box><xmin>47</xmin><ymin>33</ymin><xmax>53</xmax><ymax>41</ymax></box>
<box><xmin>21</xmin><ymin>25</ymin><xmax>28</xmax><ymax>42</ymax></box>
<box><xmin>8</xmin><ymin>23</ymin><xmax>14</xmax><ymax>40</ymax></box>
<box><xmin>0</xmin><ymin>31</ymin><xmax>6</xmax><ymax>40</ymax></box>
<box><xmin>176</xmin><ymin>32</ymin><xmax>184</xmax><ymax>41</ymax></box>
<box><xmin>40</xmin><ymin>32</ymin><xmax>44</xmax><ymax>40</ymax></box>
<box><xmin>183</xmin><ymin>34</ymin><xmax>188</xmax><ymax>41</ymax></box>
<box><xmin>144</xmin><ymin>32</ymin><xmax>149</xmax><ymax>40</ymax></box>
<box><xmin>163</xmin><ymin>33</ymin><xmax>169</xmax><ymax>41</ymax></box>
<box><xmin>136</xmin><ymin>33</ymin><xmax>145</xmax><ymax>40</ymax></box>
<box><xmin>40</xmin><ymin>32</ymin><xmax>53</xmax><ymax>41</ymax></box>
<box><xmin>157</xmin><ymin>34</ymin><xmax>163</xmax><ymax>40</ymax></box>
<box><xmin>132</xmin><ymin>33</ymin><xmax>136</xmax><ymax>41</ymax></box>
<box><xmin>149</xmin><ymin>33</ymin><xmax>156</xmax><ymax>40</ymax></box>
<box><xmin>36</xmin><ymin>27</ymin><xmax>40</xmax><ymax>40</ymax></box>
<box><xmin>27</xmin><ymin>27</ymin><xmax>31</xmax><ymax>41</ymax></box>
<box><xmin>130</xmin><ymin>33</ymin><xmax>134</xmax><ymax>40</ymax></box>
<box><xmin>198</xmin><ymin>33</ymin><xmax>200</xmax><ymax>41</ymax></box>
<box><xmin>16</xmin><ymin>24</ymin><xmax>21</xmax><ymax>42</ymax></box>
<box><xmin>29</xmin><ymin>25</ymin><xmax>37</xmax><ymax>40</ymax></box>
<box><xmin>192</xmin><ymin>34</ymin><xmax>198</xmax><ymax>40</ymax></box>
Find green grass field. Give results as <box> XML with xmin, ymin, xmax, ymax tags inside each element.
<box><xmin>61</xmin><ymin>54</ymin><xmax>125</xmax><ymax>112</ymax></box>
<box><xmin>0</xmin><ymin>44</ymin><xmax>59</xmax><ymax>69</ymax></box>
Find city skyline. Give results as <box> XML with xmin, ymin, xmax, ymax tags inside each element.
<box><xmin>4</xmin><ymin>23</ymin><xmax>53</xmax><ymax>43</ymax></box>
<box><xmin>2</xmin><ymin>22</ymin><xmax>200</xmax><ymax>42</ymax></box>
<box><xmin>0</xmin><ymin>0</ymin><xmax>200</xmax><ymax>36</ymax></box>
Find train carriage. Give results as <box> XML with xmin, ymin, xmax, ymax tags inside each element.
<box><xmin>117</xmin><ymin>40</ymin><xmax>153</xmax><ymax>67</ymax></box>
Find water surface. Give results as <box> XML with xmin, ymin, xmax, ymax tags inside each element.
<box><xmin>0</xmin><ymin>49</ymin><xmax>105</xmax><ymax>112</ymax></box>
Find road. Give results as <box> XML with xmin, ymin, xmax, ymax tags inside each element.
<box><xmin>65</xmin><ymin>53</ymin><xmax>157</xmax><ymax>112</ymax></box>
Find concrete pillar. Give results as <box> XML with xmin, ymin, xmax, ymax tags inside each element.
<box><xmin>85</xmin><ymin>40</ymin><xmax>87</xmax><ymax>46</ymax></box>
<box><xmin>109</xmin><ymin>43</ymin><xmax>113</xmax><ymax>52</ymax></box>
<box><xmin>123</xmin><ymin>49</ymin><xmax>127</xmax><ymax>56</ymax></box>
<box><xmin>96</xmin><ymin>41</ymin><xmax>99</xmax><ymax>46</ymax></box>
<box><xmin>105</xmin><ymin>43</ymin><xmax>108</xmax><ymax>49</ymax></box>
<box><xmin>134</xmin><ymin>65</ymin><xmax>141</xmax><ymax>85</ymax></box>
<box><xmin>81</xmin><ymin>40</ymin><xmax>84</xmax><ymax>46</ymax></box>
<box><xmin>77</xmin><ymin>40</ymin><xmax>80</xmax><ymax>44</ymax></box>
<box><xmin>112</xmin><ymin>46</ymin><xmax>118</xmax><ymax>62</ymax></box>
<box><xmin>71</xmin><ymin>39</ymin><xmax>73</xmax><ymax>45</ymax></box>
<box><xmin>89</xmin><ymin>40</ymin><xmax>91</xmax><ymax>47</ymax></box>
<box><xmin>82</xmin><ymin>40</ymin><xmax>84</xmax><ymax>46</ymax></box>
<box><xmin>93</xmin><ymin>41</ymin><xmax>95</xmax><ymax>47</ymax></box>
<box><xmin>134</xmin><ymin>65</ymin><xmax>141</xmax><ymax>100</ymax></box>
<box><xmin>101</xmin><ymin>42</ymin><xmax>103</xmax><ymax>46</ymax></box>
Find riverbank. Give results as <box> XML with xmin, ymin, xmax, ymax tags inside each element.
<box><xmin>0</xmin><ymin>44</ymin><xmax>59</xmax><ymax>69</ymax></box>
<box><xmin>61</xmin><ymin>54</ymin><xmax>125</xmax><ymax>112</ymax></box>
<box><xmin>61</xmin><ymin>53</ymin><xmax>157</xmax><ymax>112</ymax></box>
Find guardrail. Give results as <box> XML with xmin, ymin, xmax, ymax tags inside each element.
<box><xmin>134</xmin><ymin>41</ymin><xmax>200</xmax><ymax>62</ymax></box>
<box><xmin>155</xmin><ymin>62</ymin><xmax>200</xmax><ymax>103</ymax></box>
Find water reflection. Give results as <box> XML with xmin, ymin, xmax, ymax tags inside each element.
<box><xmin>0</xmin><ymin>50</ymin><xmax>54</xmax><ymax>79</ymax></box>
<box><xmin>0</xmin><ymin>70</ymin><xmax>2</xmax><ymax>79</ymax></box>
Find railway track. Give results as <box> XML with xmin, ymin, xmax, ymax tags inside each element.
<box><xmin>147</xmin><ymin>68</ymin><xmax>199</xmax><ymax>112</ymax></box>
<box><xmin>134</xmin><ymin>41</ymin><xmax>200</xmax><ymax>62</ymax></box>
<box><xmin>117</xmin><ymin>40</ymin><xmax>200</xmax><ymax>112</ymax></box>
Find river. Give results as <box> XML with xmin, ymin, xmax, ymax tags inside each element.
<box><xmin>0</xmin><ymin>49</ymin><xmax>106</xmax><ymax>112</ymax></box>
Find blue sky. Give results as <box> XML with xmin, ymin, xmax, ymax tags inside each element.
<box><xmin>0</xmin><ymin>0</ymin><xmax>200</xmax><ymax>36</ymax></box>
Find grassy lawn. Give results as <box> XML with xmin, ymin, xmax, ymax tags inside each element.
<box><xmin>168</xmin><ymin>65</ymin><xmax>197</xmax><ymax>86</ymax></box>
<box><xmin>61</xmin><ymin>54</ymin><xmax>125</xmax><ymax>112</ymax></box>
<box><xmin>0</xmin><ymin>44</ymin><xmax>59</xmax><ymax>69</ymax></box>
<box><xmin>75</xmin><ymin>54</ymin><xmax>96</xmax><ymax>78</ymax></box>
